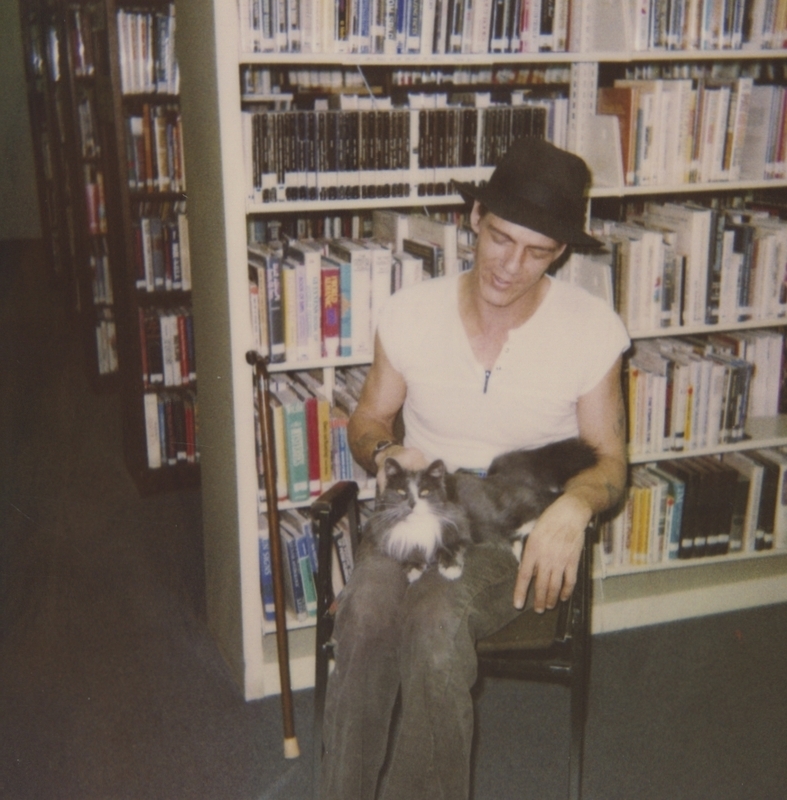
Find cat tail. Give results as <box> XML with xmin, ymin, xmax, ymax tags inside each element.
<box><xmin>488</xmin><ymin>438</ymin><xmax>599</xmax><ymax>485</ymax></box>
<box><xmin>535</xmin><ymin>438</ymin><xmax>599</xmax><ymax>484</ymax></box>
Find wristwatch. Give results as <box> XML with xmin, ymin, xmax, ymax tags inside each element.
<box><xmin>371</xmin><ymin>439</ymin><xmax>396</xmax><ymax>464</ymax></box>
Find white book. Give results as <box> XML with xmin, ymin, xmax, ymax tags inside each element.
<box><xmin>740</xmin><ymin>84</ymin><xmax>776</xmax><ymax>181</ymax></box>
<box><xmin>642</xmin><ymin>202</ymin><xmax>712</xmax><ymax>327</ymax></box>
<box><xmin>554</xmin><ymin>251</ymin><xmax>614</xmax><ymax>308</ymax></box>
<box><xmin>286</xmin><ymin>240</ymin><xmax>323</xmax><ymax>360</ymax></box>
<box><xmin>372</xmin><ymin>209</ymin><xmax>410</xmax><ymax>252</ymax></box>
<box><xmin>364</xmin><ymin>239</ymin><xmax>394</xmax><ymax>335</ymax></box>
<box><xmin>407</xmin><ymin>214</ymin><xmax>458</xmax><ymax>276</ymax></box>
<box><xmin>144</xmin><ymin>393</ymin><xmax>162</xmax><ymax>469</ymax></box>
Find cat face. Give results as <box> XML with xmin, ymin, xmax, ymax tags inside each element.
<box><xmin>381</xmin><ymin>458</ymin><xmax>448</xmax><ymax>510</ymax></box>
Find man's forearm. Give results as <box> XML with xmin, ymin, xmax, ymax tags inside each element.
<box><xmin>562</xmin><ymin>455</ymin><xmax>627</xmax><ymax>520</ymax></box>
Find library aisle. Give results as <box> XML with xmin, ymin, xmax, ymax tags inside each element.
<box><xmin>1</xmin><ymin>241</ymin><xmax>786</xmax><ymax>799</ymax></box>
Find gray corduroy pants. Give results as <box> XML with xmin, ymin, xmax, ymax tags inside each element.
<box><xmin>319</xmin><ymin>541</ymin><xmax>522</xmax><ymax>800</ymax></box>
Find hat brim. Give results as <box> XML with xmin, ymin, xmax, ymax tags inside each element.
<box><xmin>456</xmin><ymin>181</ymin><xmax>602</xmax><ymax>249</ymax></box>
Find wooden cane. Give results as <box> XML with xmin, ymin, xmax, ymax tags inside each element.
<box><xmin>247</xmin><ymin>351</ymin><xmax>300</xmax><ymax>759</ymax></box>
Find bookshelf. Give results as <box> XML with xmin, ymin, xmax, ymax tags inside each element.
<box><xmin>17</xmin><ymin>0</ymin><xmax>78</xmax><ymax>292</ymax></box>
<box><xmin>177</xmin><ymin>0</ymin><xmax>787</xmax><ymax>698</ymax></box>
<box><xmin>98</xmin><ymin>0</ymin><xmax>200</xmax><ymax>494</ymax></box>
<box><xmin>18</xmin><ymin>0</ymin><xmax>121</xmax><ymax>390</ymax></box>
<box><xmin>17</xmin><ymin>0</ymin><xmax>200</xmax><ymax>486</ymax></box>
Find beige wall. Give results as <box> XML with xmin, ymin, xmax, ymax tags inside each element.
<box><xmin>0</xmin><ymin>0</ymin><xmax>42</xmax><ymax>241</ymax></box>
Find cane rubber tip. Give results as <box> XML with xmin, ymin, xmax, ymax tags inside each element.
<box><xmin>284</xmin><ymin>737</ymin><xmax>300</xmax><ymax>759</ymax></box>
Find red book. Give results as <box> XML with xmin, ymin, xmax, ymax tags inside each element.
<box><xmin>177</xmin><ymin>312</ymin><xmax>190</xmax><ymax>384</ymax></box>
<box><xmin>320</xmin><ymin>258</ymin><xmax>340</xmax><ymax>357</ymax></box>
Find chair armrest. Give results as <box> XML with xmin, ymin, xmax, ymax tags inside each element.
<box><xmin>311</xmin><ymin>480</ymin><xmax>360</xmax><ymax>526</ymax></box>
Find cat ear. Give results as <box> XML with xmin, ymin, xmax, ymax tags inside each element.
<box><xmin>384</xmin><ymin>457</ymin><xmax>403</xmax><ymax>477</ymax></box>
<box><xmin>427</xmin><ymin>460</ymin><xmax>445</xmax><ymax>479</ymax></box>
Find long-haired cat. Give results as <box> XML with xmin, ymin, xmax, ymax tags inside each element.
<box><xmin>364</xmin><ymin>458</ymin><xmax>473</xmax><ymax>583</ymax></box>
<box><xmin>364</xmin><ymin>438</ymin><xmax>598</xmax><ymax>582</ymax></box>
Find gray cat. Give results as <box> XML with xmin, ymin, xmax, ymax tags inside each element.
<box><xmin>364</xmin><ymin>438</ymin><xmax>598</xmax><ymax>582</ymax></box>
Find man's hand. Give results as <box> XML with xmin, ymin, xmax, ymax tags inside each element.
<box><xmin>375</xmin><ymin>445</ymin><xmax>428</xmax><ymax>491</ymax></box>
<box><xmin>513</xmin><ymin>493</ymin><xmax>592</xmax><ymax>613</ymax></box>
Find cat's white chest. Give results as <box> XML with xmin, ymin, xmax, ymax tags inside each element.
<box><xmin>384</xmin><ymin>496</ymin><xmax>442</xmax><ymax>562</ymax></box>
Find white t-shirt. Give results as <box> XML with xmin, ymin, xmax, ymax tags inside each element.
<box><xmin>377</xmin><ymin>273</ymin><xmax>630</xmax><ymax>472</ymax></box>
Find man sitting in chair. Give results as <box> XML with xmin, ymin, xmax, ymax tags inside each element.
<box><xmin>320</xmin><ymin>138</ymin><xmax>630</xmax><ymax>800</ymax></box>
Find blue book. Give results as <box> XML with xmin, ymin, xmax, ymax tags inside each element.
<box><xmin>257</xmin><ymin>515</ymin><xmax>276</xmax><ymax>622</ymax></box>
<box><xmin>338</xmin><ymin>258</ymin><xmax>353</xmax><ymax>356</ymax></box>
<box><xmin>288</xmin><ymin>520</ymin><xmax>318</xmax><ymax>617</ymax></box>
<box><xmin>281</xmin><ymin>525</ymin><xmax>308</xmax><ymax>620</ymax></box>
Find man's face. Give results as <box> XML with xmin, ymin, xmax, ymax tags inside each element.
<box><xmin>470</xmin><ymin>203</ymin><xmax>566</xmax><ymax>309</ymax></box>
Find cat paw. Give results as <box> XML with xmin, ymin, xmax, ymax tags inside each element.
<box><xmin>511</xmin><ymin>520</ymin><xmax>536</xmax><ymax>561</ymax></box>
<box><xmin>438</xmin><ymin>563</ymin><xmax>463</xmax><ymax>580</ymax></box>
<box><xmin>510</xmin><ymin>539</ymin><xmax>524</xmax><ymax>562</ymax></box>
<box><xmin>406</xmin><ymin>566</ymin><xmax>426</xmax><ymax>583</ymax></box>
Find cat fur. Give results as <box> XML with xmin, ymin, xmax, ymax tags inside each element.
<box><xmin>364</xmin><ymin>438</ymin><xmax>598</xmax><ymax>581</ymax></box>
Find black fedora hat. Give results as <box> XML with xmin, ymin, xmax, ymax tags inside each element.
<box><xmin>455</xmin><ymin>138</ymin><xmax>601</xmax><ymax>248</ymax></box>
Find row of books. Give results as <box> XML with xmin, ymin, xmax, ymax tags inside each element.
<box><xmin>76</xmin><ymin>86</ymin><xmax>100</xmax><ymax>159</ymax></box>
<box><xmin>620</xmin><ymin>57</ymin><xmax>782</xmax><ymax>82</ymax></box>
<box><xmin>389</xmin><ymin>65</ymin><xmax>573</xmax><ymax>86</ymax></box>
<box><xmin>243</xmin><ymin>65</ymin><xmax>572</xmax><ymax>95</ymax></box>
<box><xmin>254</xmin><ymin>369</ymin><xmax>375</xmax><ymax>505</ymax></box>
<box><xmin>90</xmin><ymin>238</ymin><xmax>114</xmax><ymax>306</ymax></box>
<box><xmin>240</xmin><ymin>0</ymin><xmax>572</xmax><ymax>56</ymax></box>
<box><xmin>626</xmin><ymin>332</ymin><xmax>783</xmax><ymax>456</ymax></box>
<box><xmin>83</xmin><ymin>164</ymin><xmax>107</xmax><ymax>236</ymax></box>
<box><xmin>67</xmin><ymin>7</ymin><xmax>96</xmax><ymax>78</ymax></box>
<box><xmin>143</xmin><ymin>390</ymin><xmax>199</xmax><ymax>470</ymax></box>
<box><xmin>243</xmin><ymin>99</ymin><xmax>558</xmax><ymax>204</ymax></box>
<box><xmin>248</xmin><ymin>212</ymin><xmax>465</xmax><ymax>364</ymax></box>
<box><xmin>248</xmin><ymin>211</ymin><xmax>375</xmax><ymax>245</ymax></box>
<box><xmin>95</xmin><ymin>307</ymin><xmax>118</xmax><ymax>376</ymax></box>
<box><xmin>596</xmin><ymin>75</ymin><xmax>774</xmax><ymax>187</ymax></box>
<box><xmin>628</xmin><ymin>0</ymin><xmax>786</xmax><ymax>52</ymax></box>
<box><xmin>125</xmin><ymin>104</ymin><xmax>187</xmax><ymax>194</ymax></box>
<box><xmin>131</xmin><ymin>203</ymin><xmax>192</xmax><ymax>293</ymax></box>
<box><xmin>258</xmin><ymin>503</ymin><xmax>362</xmax><ymax>623</ymax></box>
<box><xmin>116</xmin><ymin>5</ymin><xmax>180</xmax><ymax>96</ymax></box>
<box><xmin>601</xmin><ymin>448</ymin><xmax>787</xmax><ymax>570</ymax></box>
<box><xmin>590</xmin><ymin>202</ymin><xmax>787</xmax><ymax>332</ymax></box>
<box><xmin>138</xmin><ymin>307</ymin><xmax>197</xmax><ymax>390</ymax></box>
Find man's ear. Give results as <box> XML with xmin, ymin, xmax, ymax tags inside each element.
<box><xmin>469</xmin><ymin>200</ymin><xmax>483</xmax><ymax>234</ymax></box>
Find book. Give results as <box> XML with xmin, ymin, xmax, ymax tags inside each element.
<box><xmin>402</xmin><ymin>236</ymin><xmax>443</xmax><ymax>278</ymax></box>
<box><xmin>748</xmin><ymin>450</ymin><xmax>779</xmax><ymax>550</ymax></box>
<box><xmin>407</xmin><ymin>214</ymin><xmax>458</xmax><ymax>275</ymax></box>
<box><xmin>280</xmin><ymin>522</ymin><xmax>309</xmax><ymax>620</ymax></box>
<box><xmin>258</xmin><ymin>510</ymin><xmax>276</xmax><ymax>621</ymax></box>
<box><xmin>329</xmin><ymin>239</ymin><xmax>373</xmax><ymax>358</ymax></box>
<box><xmin>271</xmin><ymin>386</ymin><xmax>310</xmax><ymax>502</ymax></box>
<box><xmin>249</xmin><ymin>243</ymin><xmax>286</xmax><ymax>362</ymax></box>
<box><xmin>281</xmin><ymin>514</ymin><xmax>318</xmax><ymax>617</ymax></box>
<box><xmin>752</xmin><ymin>448</ymin><xmax>787</xmax><ymax>550</ymax></box>
<box><xmin>596</xmin><ymin>85</ymin><xmax>638</xmax><ymax>187</ymax></box>
<box><xmin>286</xmin><ymin>239</ymin><xmax>323</xmax><ymax>360</ymax></box>
<box><xmin>364</xmin><ymin>238</ymin><xmax>394</xmax><ymax>334</ymax></box>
